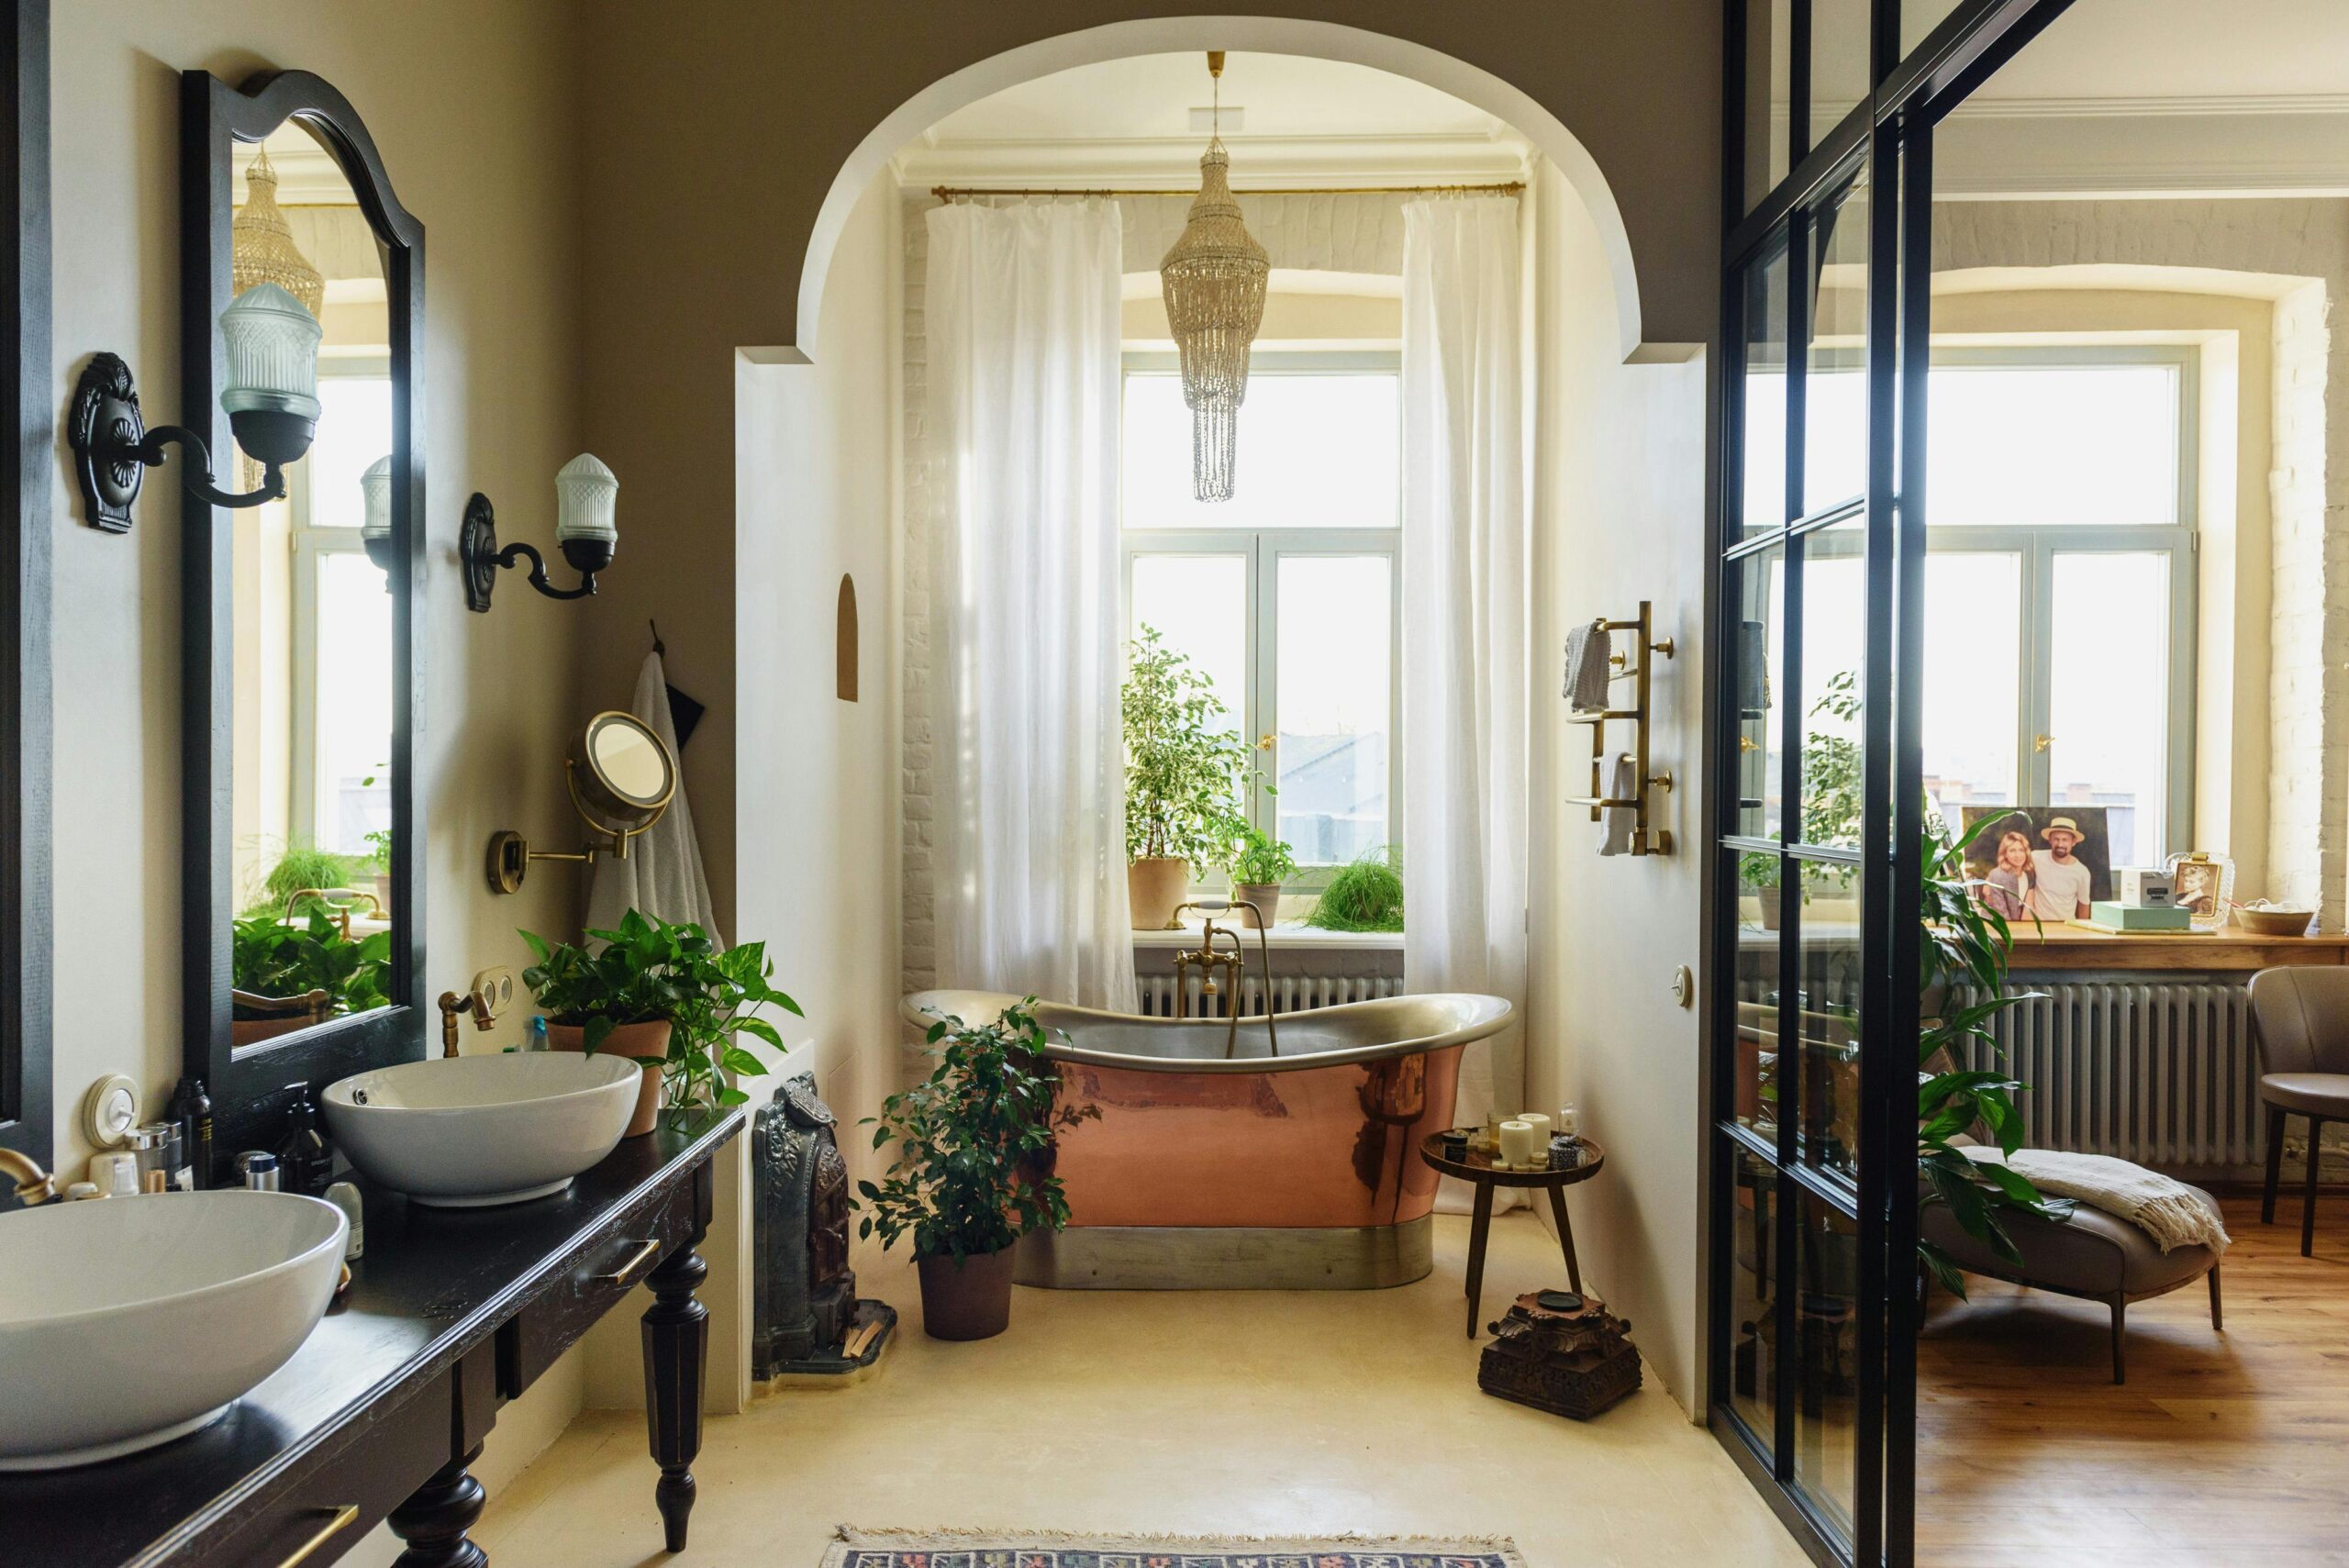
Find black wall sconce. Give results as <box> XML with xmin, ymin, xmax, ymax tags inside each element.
<box><xmin>68</xmin><ymin>283</ymin><xmax>324</xmax><ymax>533</ymax></box>
<box><xmin>459</xmin><ymin>453</ymin><xmax>618</xmax><ymax>612</ymax></box>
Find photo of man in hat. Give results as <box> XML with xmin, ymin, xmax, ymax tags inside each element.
<box><xmin>1959</xmin><ymin>805</ymin><xmax>2113</xmax><ymax>925</ymax></box>
<box><xmin>2027</xmin><ymin>815</ymin><xmax>2095</xmax><ymax>921</ymax></box>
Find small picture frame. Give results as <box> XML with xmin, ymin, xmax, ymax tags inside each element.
<box><xmin>2165</xmin><ymin>851</ymin><xmax>2236</xmax><ymax>932</ymax></box>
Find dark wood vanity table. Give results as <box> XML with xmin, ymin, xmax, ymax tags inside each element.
<box><xmin>0</xmin><ymin>1107</ymin><xmax>741</xmax><ymax>1568</ymax></box>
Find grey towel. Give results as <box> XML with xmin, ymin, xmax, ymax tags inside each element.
<box><xmin>1598</xmin><ymin>752</ymin><xmax>1637</xmax><ymax>856</ymax></box>
<box><xmin>1563</xmin><ymin>621</ymin><xmax>1612</xmax><ymax>712</ymax></box>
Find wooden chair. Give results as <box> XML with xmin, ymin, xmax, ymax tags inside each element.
<box><xmin>2247</xmin><ymin>967</ymin><xmax>2349</xmax><ymax>1256</ymax></box>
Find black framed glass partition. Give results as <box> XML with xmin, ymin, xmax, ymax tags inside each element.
<box><xmin>1709</xmin><ymin>2</ymin><xmax>2085</xmax><ymax>1563</ymax></box>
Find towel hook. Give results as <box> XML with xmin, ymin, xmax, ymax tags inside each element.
<box><xmin>649</xmin><ymin>618</ymin><xmax>665</xmax><ymax>655</ymax></box>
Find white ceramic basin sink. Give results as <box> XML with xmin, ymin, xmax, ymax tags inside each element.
<box><xmin>324</xmin><ymin>1052</ymin><xmax>639</xmax><ymax>1207</ymax></box>
<box><xmin>0</xmin><ymin>1191</ymin><xmax>346</xmax><ymax>1470</ymax></box>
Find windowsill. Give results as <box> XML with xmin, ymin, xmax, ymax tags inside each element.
<box><xmin>1130</xmin><ymin>920</ymin><xmax>1404</xmax><ymax>951</ymax></box>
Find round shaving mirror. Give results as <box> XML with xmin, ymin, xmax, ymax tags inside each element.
<box><xmin>572</xmin><ymin>711</ymin><xmax>676</xmax><ymax>828</ymax></box>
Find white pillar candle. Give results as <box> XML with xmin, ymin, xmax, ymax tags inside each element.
<box><xmin>1498</xmin><ymin>1119</ymin><xmax>1540</xmax><ymax>1170</ymax></box>
<box><xmin>1517</xmin><ymin>1113</ymin><xmax>1552</xmax><ymax>1143</ymax></box>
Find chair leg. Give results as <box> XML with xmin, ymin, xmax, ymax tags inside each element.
<box><xmin>2108</xmin><ymin>1296</ymin><xmax>2127</xmax><ymax>1385</ymax></box>
<box><xmin>2305</xmin><ymin>1115</ymin><xmax>2325</xmax><ymax>1259</ymax></box>
<box><xmin>2208</xmin><ymin>1264</ymin><xmax>2223</xmax><ymax>1331</ymax></box>
<box><xmin>2264</xmin><ymin>1105</ymin><xmax>2286</xmax><ymax>1225</ymax></box>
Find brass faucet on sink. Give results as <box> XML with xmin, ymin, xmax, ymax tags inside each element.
<box><xmin>1170</xmin><ymin>900</ymin><xmax>1281</xmax><ymax>1061</ymax></box>
<box><xmin>0</xmin><ymin>1147</ymin><xmax>56</xmax><ymax>1207</ymax></box>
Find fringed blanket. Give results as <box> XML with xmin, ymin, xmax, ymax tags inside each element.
<box><xmin>1965</xmin><ymin>1146</ymin><xmax>2231</xmax><ymax>1254</ymax></box>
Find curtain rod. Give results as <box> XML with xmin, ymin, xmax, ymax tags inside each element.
<box><xmin>930</xmin><ymin>181</ymin><xmax>1524</xmax><ymax>201</ymax></box>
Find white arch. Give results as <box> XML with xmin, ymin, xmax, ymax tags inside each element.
<box><xmin>793</xmin><ymin>16</ymin><xmax>1643</xmax><ymax>361</ymax></box>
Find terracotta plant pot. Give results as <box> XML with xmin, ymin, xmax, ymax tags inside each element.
<box><xmin>1754</xmin><ymin>882</ymin><xmax>1782</xmax><ymax>931</ymax></box>
<box><xmin>1128</xmin><ymin>857</ymin><xmax>1190</xmax><ymax>930</ymax></box>
<box><xmin>1233</xmin><ymin>884</ymin><xmax>1282</xmax><ymax>929</ymax></box>
<box><xmin>917</xmin><ymin>1245</ymin><xmax>1018</xmax><ymax>1340</ymax></box>
<box><xmin>548</xmin><ymin>1018</ymin><xmax>672</xmax><ymax>1137</ymax></box>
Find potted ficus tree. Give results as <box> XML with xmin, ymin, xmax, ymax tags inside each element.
<box><xmin>520</xmin><ymin>909</ymin><xmax>801</xmax><ymax>1137</ymax></box>
<box><xmin>858</xmin><ymin>997</ymin><xmax>1099</xmax><ymax>1340</ymax></box>
<box><xmin>1122</xmin><ymin>625</ymin><xmax>1250</xmax><ymax>929</ymax></box>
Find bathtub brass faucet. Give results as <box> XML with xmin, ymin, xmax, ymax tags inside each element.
<box><xmin>1170</xmin><ymin>900</ymin><xmax>1281</xmax><ymax>1060</ymax></box>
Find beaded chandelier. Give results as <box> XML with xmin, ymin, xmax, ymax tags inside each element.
<box><xmin>1159</xmin><ymin>52</ymin><xmax>1267</xmax><ymax>502</ymax></box>
<box><xmin>232</xmin><ymin>149</ymin><xmax>325</xmax><ymax>321</ymax></box>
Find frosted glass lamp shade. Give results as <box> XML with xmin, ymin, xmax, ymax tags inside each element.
<box><xmin>217</xmin><ymin>282</ymin><xmax>324</xmax><ymax>473</ymax></box>
<box><xmin>553</xmin><ymin>452</ymin><xmax>618</xmax><ymax>573</ymax></box>
<box><xmin>360</xmin><ymin>456</ymin><xmax>393</xmax><ymax>542</ymax></box>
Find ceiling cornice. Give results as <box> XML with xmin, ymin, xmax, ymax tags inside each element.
<box><xmin>894</xmin><ymin>129</ymin><xmax>1531</xmax><ymax>189</ymax></box>
<box><xmin>1950</xmin><ymin>92</ymin><xmax>2349</xmax><ymax>119</ymax></box>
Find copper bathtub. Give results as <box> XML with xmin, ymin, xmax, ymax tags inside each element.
<box><xmin>899</xmin><ymin>989</ymin><xmax>1513</xmax><ymax>1289</ymax></box>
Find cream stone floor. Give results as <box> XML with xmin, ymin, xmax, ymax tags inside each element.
<box><xmin>475</xmin><ymin>1213</ymin><xmax>1809</xmax><ymax>1568</ymax></box>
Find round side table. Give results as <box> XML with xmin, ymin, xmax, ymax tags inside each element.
<box><xmin>1419</xmin><ymin>1131</ymin><xmax>1608</xmax><ymax>1338</ymax></box>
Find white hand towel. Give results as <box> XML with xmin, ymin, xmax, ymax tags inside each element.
<box><xmin>1563</xmin><ymin>621</ymin><xmax>1612</xmax><ymax>713</ymax></box>
<box><xmin>1598</xmin><ymin>752</ymin><xmax>1637</xmax><ymax>856</ymax></box>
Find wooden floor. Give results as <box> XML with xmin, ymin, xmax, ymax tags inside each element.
<box><xmin>1918</xmin><ymin>1193</ymin><xmax>2349</xmax><ymax>1567</ymax></box>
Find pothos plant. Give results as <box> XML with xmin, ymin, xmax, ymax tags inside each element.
<box><xmin>1917</xmin><ymin>811</ymin><xmax>2071</xmax><ymax>1296</ymax></box>
<box><xmin>1122</xmin><ymin>625</ymin><xmax>1251</xmax><ymax>871</ymax></box>
<box><xmin>857</xmin><ymin>998</ymin><xmax>1101</xmax><ymax>1261</ymax></box>
<box><xmin>520</xmin><ymin>909</ymin><xmax>802</xmax><ymax>1111</ymax></box>
<box><xmin>231</xmin><ymin>907</ymin><xmax>391</xmax><ymax>1016</ymax></box>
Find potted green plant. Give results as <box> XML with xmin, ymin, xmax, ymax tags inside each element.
<box><xmin>1229</xmin><ymin>824</ymin><xmax>1296</xmax><ymax>929</ymax></box>
<box><xmin>520</xmin><ymin>909</ymin><xmax>801</xmax><ymax>1137</ymax></box>
<box><xmin>1303</xmin><ymin>846</ymin><xmax>1405</xmax><ymax>933</ymax></box>
<box><xmin>230</xmin><ymin>907</ymin><xmax>392</xmax><ymax>1045</ymax></box>
<box><xmin>858</xmin><ymin>997</ymin><xmax>1099</xmax><ymax>1340</ymax></box>
<box><xmin>362</xmin><ymin>828</ymin><xmax>394</xmax><ymax>915</ymax></box>
<box><xmin>1122</xmin><ymin>625</ymin><xmax>1250</xmax><ymax>929</ymax></box>
<box><xmin>1740</xmin><ymin>850</ymin><xmax>1783</xmax><ymax>930</ymax></box>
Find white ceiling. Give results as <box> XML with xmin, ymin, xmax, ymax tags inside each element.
<box><xmin>1966</xmin><ymin>0</ymin><xmax>2349</xmax><ymax>103</ymax></box>
<box><xmin>897</xmin><ymin>51</ymin><xmax>1531</xmax><ymax>188</ymax></box>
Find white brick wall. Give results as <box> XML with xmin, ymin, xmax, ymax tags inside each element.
<box><xmin>899</xmin><ymin>190</ymin><xmax>1414</xmax><ymax>993</ymax></box>
<box><xmin>1937</xmin><ymin>200</ymin><xmax>2349</xmax><ymax>928</ymax></box>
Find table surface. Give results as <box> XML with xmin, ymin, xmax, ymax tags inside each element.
<box><xmin>1419</xmin><ymin>1130</ymin><xmax>1607</xmax><ymax>1189</ymax></box>
<box><xmin>0</xmin><ymin>1106</ymin><xmax>742</xmax><ymax>1568</ymax></box>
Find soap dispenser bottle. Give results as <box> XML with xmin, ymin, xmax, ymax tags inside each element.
<box><xmin>277</xmin><ymin>1082</ymin><xmax>332</xmax><ymax>1194</ymax></box>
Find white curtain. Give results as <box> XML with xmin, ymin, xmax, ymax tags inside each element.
<box><xmin>1400</xmin><ymin>196</ymin><xmax>1530</xmax><ymax>1200</ymax></box>
<box><xmin>586</xmin><ymin>651</ymin><xmax>723</xmax><ymax>946</ymax></box>
<box><xmin>925</xmin><ymin>200</ymin><xmax>1137</xmax><ymax>1011</ymax></box>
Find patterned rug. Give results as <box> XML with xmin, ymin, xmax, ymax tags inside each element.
<box><xmin>822</xmin><ymin>1529</ymin><xmax>1527</xmax><ymax>1568</ymax></box>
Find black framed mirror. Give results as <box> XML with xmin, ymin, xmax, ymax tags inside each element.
<box><xmin>0</xmin><ymin>0</ymin><xmax>50</xmax><ymax>1172</ymax></box>
<box><xmin>182</xmin><ymin>69</ymin><xmax>425</xmax><ymax>1162</ymax></box>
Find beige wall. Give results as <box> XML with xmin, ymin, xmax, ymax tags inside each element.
<box><xmin>50</xmin><ymin>1</ymin><xmax>593</xmax><ymax>1549</ymax></box>
<box><xmin>576</xmin><ymin>1</ymin><xmax>1721</xmax><ymax>936</ymax></box>
<box><xmin>1525</xmin><ymin>161</ymin><xmax>1711</xmax><ymax>1410</ymax></box>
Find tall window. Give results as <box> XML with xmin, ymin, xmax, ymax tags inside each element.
<box><xmin>289</xmin><ymin>361</ymin><xmax>395</xmax><ymax>857</ymax></box>
<box><xmin>1121</xmin><ymin>351</ymin><xmax>1401</xmax><ymax>874</ymax></box>
<box><xmin>1745</xmin><ymin>348</ymin><xmax>2194</xmax><ymax>870</ymax></box>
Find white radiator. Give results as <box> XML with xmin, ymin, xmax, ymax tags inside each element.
<box><xmin>1960</xmin><ymin>981</ymin><xmax>2266</xmax><ymax>1175</ymax></box>
<box><xmin>1135</xmin><ymin>972</ymin><xmax>1399</xmax><ymax>1018</ymax></box>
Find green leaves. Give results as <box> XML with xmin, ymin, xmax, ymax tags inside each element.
<box><xmin>1122</xmin><ymin>624</ymin><xmax>1253</xmax><ymax>871</ymax></box>
<box><xmin>229</xmin><ymin>907</ymin><xmax>392</xmax><ymax>1018</ymax></box>
<box><xmin>855</xmin><ymin>997</ymin><xmax>1100</xmax><ymax>1261</ymax></box>
<box><xmin>518</xmin><ymin>910</ymin><xmax>801</xmax><ymax>1118</ymax></box>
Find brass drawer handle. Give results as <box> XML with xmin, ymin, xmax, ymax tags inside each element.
<box><xmin>277</xmin><ymin>1505</ymin><xmax>360</xmax><ymax>1568</ymax></box>
<box><xmin>593</xmin><ymin>1237</ymin><xmax>661</xmax><ymax>1286</ymax></box>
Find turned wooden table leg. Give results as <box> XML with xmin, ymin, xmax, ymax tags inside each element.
<box><xmin>1464</xmin><ymin>1181</ymin><xmax>1496</xmax><ymax>1338</ymax></box>
<box><xmin>388</xmin><ymin>1444</ymin><xmax>488</xmax><ymax>1568</ymax></box>
<box><xmin>642</xmin><ymin>1234</ymin><xmax>710</xmax><ymax>1552</ymax></box>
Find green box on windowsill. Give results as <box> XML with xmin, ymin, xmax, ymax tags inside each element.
<box><xmin>2082</xmin><ymin>900</ymin><xmax>2195</xmax><ymax>932</ymax></box>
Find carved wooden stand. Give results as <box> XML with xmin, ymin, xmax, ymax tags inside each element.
<box><xmin>1479</xmin><ymin>1289</ymin><xmax>1643</xmax><ymax>1419</ymax></box>
<box><xmin>641</xmin><ymin>1233</ymin><xmax>710</xmax><ymax>1551</ymax></box>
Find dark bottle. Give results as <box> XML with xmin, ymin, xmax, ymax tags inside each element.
<box><xmin>166</xmin><ymin>1075</ymin><xmax>215</xmax><ymax>1190</ymax></box>
<box><xmin>277</xmin><ymin>1082</ymin><xmax>332</xmax><ymax>1194</ymax></box>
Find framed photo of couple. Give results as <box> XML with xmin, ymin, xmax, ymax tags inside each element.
<box><xmin>1960</xmin><ymin>806</ymin><xmax>2113</xmax><ymax>924</ymax></box>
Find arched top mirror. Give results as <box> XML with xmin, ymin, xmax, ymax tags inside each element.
<box><xmin>184</xmin><ymin>68</ymin><xmax>426</xmax><ymax>1165</ymax></box>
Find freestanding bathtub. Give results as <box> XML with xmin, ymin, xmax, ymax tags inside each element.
<box><xmin>899</xmin><ymin>988</ymin><xmax>1513</xmax><ymax>1290</ymax></box>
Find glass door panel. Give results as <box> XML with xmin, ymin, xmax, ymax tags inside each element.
<box><xmin>1731</xmin><ymin>540</ymin><xmax>1788</xmax><ymax>840</ymax></box>
<box><xmin>1741</xmin><ymin>239</ymin><xmax>1792</xmax><ymax>540</ymax></box>
<box><xmin>1795</xmin><ymin>859</ymin><xmax>1863</xmax><ymax>1181</ymax></box>
<box><xmin>1793</xmin><ymin>1190</ymin><xmax>1864</xmax><ymax>1536</ymax></box>
<box><xmin>1921</xmin><ymin>550</ymin><xmax>2023</xmax><ymax>824</ymax></box>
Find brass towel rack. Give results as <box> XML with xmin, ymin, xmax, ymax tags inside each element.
<box><xmin>1562</xmin><ymin>599</ymin><xmax>1676</xmax><ymax>856</ymax></box>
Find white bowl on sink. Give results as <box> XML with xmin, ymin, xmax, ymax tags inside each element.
<box><xmin>324</xmin><ymin>1051</ymin><xmax>640</xmax><ymax>1207</ymax></box>
<box><xmin>0</xmin><ymin>1190</ymin><xmax>347</xmax><ymax>1470</ymax></box>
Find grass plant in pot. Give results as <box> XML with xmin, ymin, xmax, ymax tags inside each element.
<box><xmin>521</xmin><ymin>909</ymin><xmax>801</xmax><ymax>1137</ymax></box>
<box><xmin>1122</xmin><ymin>625</ymin><xmax>1249</xmax><ymax>929</ymax></box>
<box><xmin>859</xmin><ymin>998</ymin><xmax>1099</xmax><ymax>1340</ymax></box>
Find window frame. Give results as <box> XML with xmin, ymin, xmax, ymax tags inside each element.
<box><xmin>1828</xmin><ymin>343</ymin><xmax>2199</xmax><ymax>858</ymax></box>
<box><xmin>285</xmin><ymin>354</ymin><xmax>394</xmax><ymax>856</ymax></box>
<box><xmin>1119</xmin><ymin>349</ymin><xmax>1403</xmax><ymax>888</ymax></box>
